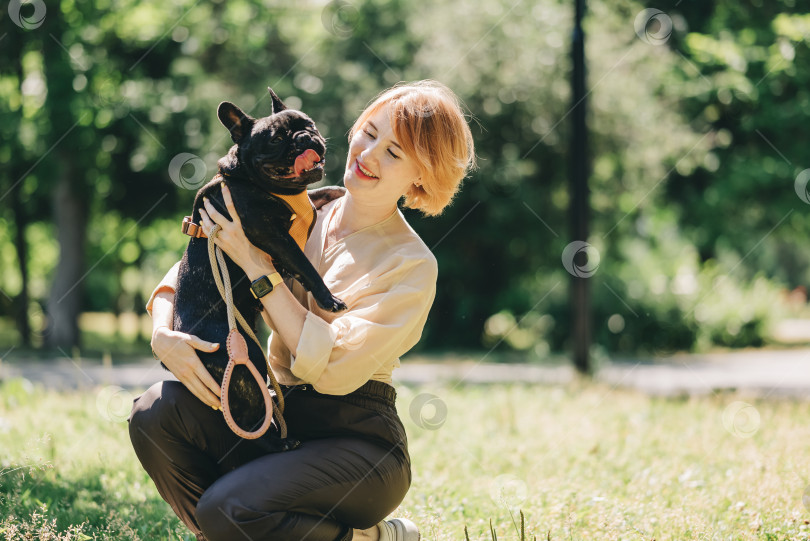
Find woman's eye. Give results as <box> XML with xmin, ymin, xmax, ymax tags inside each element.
<box><xmin>388</xmin><ymin>149</ymin><xmax>400</xmax><ymax>159</ymax></box>
<box><xmin>363</xmin><ymin>129</ymin><xmax>376</xmax><ymax>139</ymax></box>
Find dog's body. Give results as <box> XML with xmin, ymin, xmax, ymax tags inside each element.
<box><xmin>168</xmin><ymin>89</ymin><xmax>345</xmax><ymax>452</ymax></box>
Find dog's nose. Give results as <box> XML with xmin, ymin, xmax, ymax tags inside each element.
<box><xmin>294</xmin><ymin>132</ymin><xmax>325</xmax><ymax>156</ymax></box>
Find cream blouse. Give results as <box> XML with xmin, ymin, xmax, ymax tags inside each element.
<box><xmin>145</xmin><ymin>196</ymin><xmax>438</xmax><ymax>395</ymax></box>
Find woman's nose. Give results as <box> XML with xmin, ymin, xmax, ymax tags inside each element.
<box><xmin>360</xmin><ymin>141</ymin><xmax>382</xmax><ymax>162</ymax></box>
<box><xmin>359</xmin><ymin>149</ymin><xmax>379</xmax><ymax>168</ymax></box>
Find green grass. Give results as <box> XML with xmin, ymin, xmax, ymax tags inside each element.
<box><xmin>1</xmin><ymin>376</ymin><xmax>809</xmax><ymax>540</ymax></box>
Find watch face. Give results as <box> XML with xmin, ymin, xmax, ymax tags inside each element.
<box><xmin>251</xmin><ymin>277</ymin><xmax>273</xmax><ymax>299</ymax></box>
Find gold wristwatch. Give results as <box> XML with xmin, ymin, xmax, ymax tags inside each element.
<box><xmin>250</xmin><ymin>272</ymin><xmax>284</xmax><ymax>299</ymax></box>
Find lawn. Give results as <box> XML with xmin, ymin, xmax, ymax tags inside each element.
<box><xmin>1</xmin><ymin>376</ymin><xmax>809</xmax><ymax>540</ymax></box>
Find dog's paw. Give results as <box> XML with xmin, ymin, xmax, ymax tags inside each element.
<box><xmin>316</xmin><ymin>294</ymin><xmax>348</xmax><ymax>312</ymax></box>
<box><xmin>308</xmin><ymin>186</ymin><xmax>346</xmax><ymax>211</ymax></box>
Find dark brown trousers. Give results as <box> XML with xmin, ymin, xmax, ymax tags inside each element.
<box><xmin>128</xmin><ymin>379</ymin><xmax>411</xmax><ymax>541</ymax></box>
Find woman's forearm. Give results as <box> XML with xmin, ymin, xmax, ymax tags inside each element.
<box><xmin>151</xmin><ymin>291</ymin><xmax>175</xmax><ymax>337</ymax></box>
<box><xmin>245</xmin><ymin>262</ymin><xmax>307</xmax><ymax>354</ymax></box>
<box><xmin>259</xmin><ymin>308</ymin><xmax>280</xmax><ymax>334</ymax></box>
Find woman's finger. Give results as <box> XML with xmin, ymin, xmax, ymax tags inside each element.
<box><xmin>196</xmin><ymin>376</ymin><xmax>222</xmax><ymax>409</ymax></box>
<box><xmin>220</xmin><ymin>183</ymin><xmax>241</xmax><ymax>226</ymax></box>
<box><xmin>185</xmin><ymin>374</ymin><xmax>222</xmax><ymax>410</ymax></box>
<box><xmin>154</xmin><ymin>330</ymin><xmax>222</xmax><ymax>409</ymax></box>
<box><xmin>184</xmin><ymin>339</ymin><xmax>221</xmax><ymax>393</ymax></box>
<box><xmin>195</xmin><ymin>362</ymin><xmax>223</xmax><ymax>400</ymax></box>
<box><xmin>200</xmin><ymin>208</ymin><xmax>226</xmax><ymax>243</ymax></box>
<box><xmin>199</xmin><ymin>208</ymin><xmax>213</xmax><ymax>232</ymax></box>
<box><xmin>182</xmin><ymin>336</ymin><xmax>223</xmax><ymax>405</ymax></box>
<box><xmin>202</xmin><ymin>197</ymin><xmax>229</xmax><ymax>228</ymax></box>
<box><xmin>186</xmin><ymin>334</ymin><xmax>220</xmax><ymax>352</ymax></box>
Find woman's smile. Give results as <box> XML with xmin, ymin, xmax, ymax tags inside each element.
<box><xmin>343</xmin><ymin>104</ymin><xmax>422</xmax><ymax>204</ymax></box>
<box><xmin>355</xmin><ymin>159</ymin><xmax>379</xmax><ymax>180</ymax></box>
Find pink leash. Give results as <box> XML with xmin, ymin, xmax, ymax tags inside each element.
<box><xmin>221</xmin><ymin>328</ymin><xmax>275</xmax><ymax>439</ymax></box>
<box><xmin>206</xmin><ymin>222</ymin><xmax>287</xmax><ymax>440</ymax></box>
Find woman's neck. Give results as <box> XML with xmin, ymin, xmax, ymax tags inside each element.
<box><xmin>334</xmin><ymin>192</ymin><xmax>397</xmax><ymax>238</ymax></box>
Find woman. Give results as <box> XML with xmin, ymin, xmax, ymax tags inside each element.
<box><xmin>128</xmin><ymin>80</ymin><xmax>475</xmax><ymax>541</ymax></box>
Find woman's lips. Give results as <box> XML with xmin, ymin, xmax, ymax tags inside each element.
<box><xmin>354</xmin><ymin>159</ymin><xmax>378</xmax><ymax>180</ymax></box>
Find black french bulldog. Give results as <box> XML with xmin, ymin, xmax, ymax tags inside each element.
<box><xmin>167</xmin><ymin>88</ymin><xmax>346</xmax><ymax>452</ymax></box>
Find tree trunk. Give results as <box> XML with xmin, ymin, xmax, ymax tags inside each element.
<box><xmin>10</xmin><ymin>28</ymin><xmax>30</xmax><ymax>347</ymax></box>
<box><xmin>44</xmin><ymin>152</ymin><xmax>87</xmax><ymax>349</ymax></box>
<box><xmin>12</xmin><ymin>179</ymin><xmax>31</xmax><ymax>347</ymax></box>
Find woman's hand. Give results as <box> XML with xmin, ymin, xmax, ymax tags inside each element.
<box><xmin>199</xmin><ymin>183</ymin><xmax>274</xmax><ymax>278</ymax></box>
<box><xmin>151</xmin><ymin>327</ymin><xmax>223</xmax><ymax>410</ymax></box>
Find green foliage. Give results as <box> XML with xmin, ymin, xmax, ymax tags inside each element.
<box><xmin>662</xmin><ymin>2</ymin><xmax>810</xmax><ymax>287</ymax></box>
<box><xmin>1</xmin><ymin>0</ymin><xmax>808</xmax><ymax>355</ymax></box>
<box><xmin>449</xmin><ymin>0</ymin><xmax>810</xmax><ymax>355</ymax></box>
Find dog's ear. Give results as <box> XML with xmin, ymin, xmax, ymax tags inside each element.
<box><xmin>218</xmin><ymin>102</ymin><xmax>255</xmax><ymax>143</ymax></box>
<box><xmin>267</xmin><ymin>87</ymin><xmax>288</xmax><ymax>114</ymax></box>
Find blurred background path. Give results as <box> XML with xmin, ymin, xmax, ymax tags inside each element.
<box><xmin>4</xmin><ymin>348</ymin><xmax>809</xmax><ymax>398</ymax></box>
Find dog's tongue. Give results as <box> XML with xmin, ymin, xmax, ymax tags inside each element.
<box><xmin>294</xmin><ymin>149</ymin><xmax>320</xmax><ymax>176</ymax></box>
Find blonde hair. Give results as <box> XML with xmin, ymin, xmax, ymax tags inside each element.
<box><xmin>349</xmin><ymin>80</ymin><xmax>476</xmax><ymax>216</ymax></box>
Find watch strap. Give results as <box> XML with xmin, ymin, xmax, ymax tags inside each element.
<box><xmin>267</xmin><ymin>272</ymin><xmax>284</xmax><ymax>287</ymax></box>
<box><xmin>250</xmin><ymin>272</ymin><xmax>284</xmax><ymax>299</ymax></box>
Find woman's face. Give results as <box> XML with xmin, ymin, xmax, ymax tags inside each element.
<box><xmin>343</xmin><ymin>104</ymin><xmax>421</xmax><ymax>208</ymax></box>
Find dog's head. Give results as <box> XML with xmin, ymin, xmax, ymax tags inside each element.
<box><xmin>217</xmin><ymin>88</ymin><xmax>326</xmax><ymax>192</ymax></box>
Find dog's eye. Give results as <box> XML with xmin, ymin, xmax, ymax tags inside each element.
<box><xmin>272</xmin><ymin>135</ymin><xmax>284</xmax><ymax>143</ymax></box>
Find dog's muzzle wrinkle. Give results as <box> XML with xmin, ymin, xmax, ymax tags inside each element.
<box><xmin>293</xmin><ymin>133</ymin><xmax>325</xmax><ymax>155</ymax></box>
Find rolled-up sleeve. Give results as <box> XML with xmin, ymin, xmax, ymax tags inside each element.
<box><xmin>290</xmin><ymin>255</ymin><xmax>438</xmax><ymax>395</ymax></box>
<box><xmin>145</xmin><ymin>260</ymin><xmax>181</xmax><ymax>317</ymax></box>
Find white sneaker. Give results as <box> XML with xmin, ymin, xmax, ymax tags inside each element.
<box><xmin>377</xmin><ymin>517</ymin><xmax>421</xmax><ymax>541</ymax></box>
